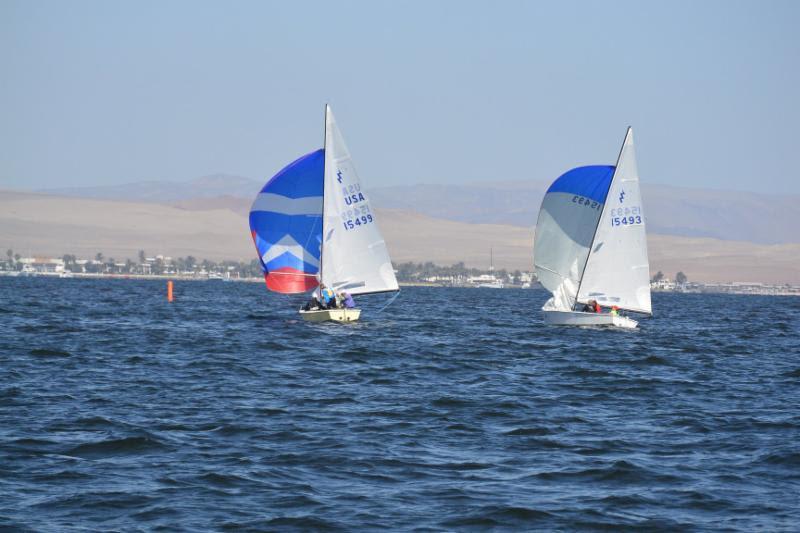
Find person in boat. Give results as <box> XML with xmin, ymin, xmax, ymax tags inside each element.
<box><xmin>339</xmin><ymin>291</ymin><xmax>355</xmax><ymax>309</ymax></box>
<box><xmin>610</xmin><ymin>305</ymin><xmax>619</xmax><ymax>316</ymax></box>
<box><xmin>581</xmin><ymin>299</ymin><xmax>601</xmax><ymax>313</ymax></box>
<box><xmin>302</xmin><ymin>293</ymin><xmax>322</xmax><ymax>311</ymax></box>
<box><xmin>319</xmin><ymin>283</ymin><xmax>336</xmax><ymax>309</ymax></box>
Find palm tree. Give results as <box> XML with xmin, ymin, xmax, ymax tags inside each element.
<box><xmin>95</xmin><ymin>252</ymin><xmax>104</xmax><ymax>263</ymax></box>
<box><xmin>62</xmin><ymin>254</ymin><xmax>74</xmax><ymax>272</ymax></box>
<box><xmin>248</xmin><ymin>259</ymin><xmax>261</xmax><ymax>277</ymax></box>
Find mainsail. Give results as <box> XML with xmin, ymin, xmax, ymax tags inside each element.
<box><xmin>577</xmin><ymin>128</ymin><xmax>651</xmax><ymax>314</ymax></box>
<box><xmin>320</xmin><ymin>105</ymin><xmax>399</xmax><ymax>295</ymax></box>
<box><xmin>249</xmin><ymin>150</ymin><xmax>324</xmax><ymax>293</ymax></box>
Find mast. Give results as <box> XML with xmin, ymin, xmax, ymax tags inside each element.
<box><xmin>573</xmin><ymin>126</ymin><xmax>631</xmax><ymax>310</ymax></box>
<box><xmin>319</xmin><ymin>103</ymin><xmax>328</xmax><ymax>290</ymax></box>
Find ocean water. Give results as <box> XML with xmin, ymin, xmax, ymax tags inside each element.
<box><xmin>1</xmin><ymin>277</ymin><xmax>798</xmax><ymax>531</ymax></box>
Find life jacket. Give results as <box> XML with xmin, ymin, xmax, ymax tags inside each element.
<box><xmin>593</xmin><ymin>302</ymin><xmax>601</xmax><ymax>313</ymax></box>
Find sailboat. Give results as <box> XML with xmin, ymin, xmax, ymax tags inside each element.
<box><xmin>476</xmin><ymin>248</ymin><xmax>504</xmax><ymax>288</ymax></box>
<box><xmin>533</xmin><ymin>127</ymin><xmax>651</xmax><ymax>328</ymax></box>
<box><xmin>248</xmin><ymin>105</ymin><xmax>399</xmax><ymax>323</ymax></box>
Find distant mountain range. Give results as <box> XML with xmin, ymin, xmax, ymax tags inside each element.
<box><xmin>40</xmin><ymin>173</ymin><xmax>261</xmax><ymax>203</ymax></box>
<box><xmin>38</xmin><ymin>174</ymin><xmax>800</xmax><ymax>244</ymax></box>
<box><xmin>370</xmin><ymin>181</ymin><xmax>800</xmax><ymax>245</ymax></box>
<box><xmin>4</xmin><ymin>190</ymin><xmax>799</xmax><ymax>284</ymax></box>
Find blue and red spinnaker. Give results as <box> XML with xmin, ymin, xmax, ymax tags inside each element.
<box><xmin>248</xmin><ymin>149</ymin><xmax>324</xmax><ymax>293</ymax></box>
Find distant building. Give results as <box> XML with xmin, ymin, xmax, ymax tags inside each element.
<box><xmin>19</xmin><ymin>257</ymin><xmax>65</xmax><ymax>274</ymax></box>
<box><xmin>651</xmin><ymin>278</ymin><xmax>676</xmax><ymax>290</ymax></box>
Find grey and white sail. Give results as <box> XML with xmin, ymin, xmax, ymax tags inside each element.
<box><xmin>534</xmin><ymin>165</ymin><xmax>615</xmax><ymax>311</ymax></box>
<box><xmin>534</xmin><ymin>127</ymin><xmax>651</xmax><ymax>314</ymax></box>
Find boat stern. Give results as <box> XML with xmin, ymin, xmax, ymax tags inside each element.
<box><xmin>299</xmin><ymin>308</ymin><xmax>361</xmax><ymax>323</ymax></box>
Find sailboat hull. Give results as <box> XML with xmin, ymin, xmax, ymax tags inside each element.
<box><xmin>542</xmin><ymin>310</ymin><xmax>638</xmax><ymax>329</ymax></box>
<box><xmin>299</xmin><ymin>308</ymin><xmax>361</xmax><ymax>323</ymax></box>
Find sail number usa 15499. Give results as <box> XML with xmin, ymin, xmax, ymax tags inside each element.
<box><xmin>341</xmin><ymin>204</ymin><xmax>374</xmax><ymax>231</ymax></box>
<box><xmin>343</xmin><ymin>213</ymin><xmax>374</xmax><ymax>230</ymax></box>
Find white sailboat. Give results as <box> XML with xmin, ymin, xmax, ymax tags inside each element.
<box><xmin>533</xmin><ymin>127</ymin><xmax>651</xmax><ymax>328</ymax></box>
<box><xmin>476</xmin><ymin>248</ymin><xmax>504</xmax><ymax>288</ymax></box>
<box><xmin>249</xmin><ymin>105</ymin><xmax>398</xmax><ymax>323</ymax></box>
<box><xmin>302</xmin><ymin>105</ymin><xmax>399</xmax><ymax>322</ymax></box>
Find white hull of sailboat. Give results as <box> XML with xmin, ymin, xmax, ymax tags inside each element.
<box><xmin>542</xmin><ymin>310</ymin><xmax>638</xmax><ymax>329</ymax></box>
<box><xmin>299</xmin><ymin>308</ymin><xmax>361</xmax><ymax>323</ymax></box>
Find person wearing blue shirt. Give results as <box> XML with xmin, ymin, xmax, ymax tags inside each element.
<box><xmin>319</xmin><ymin>283</ymin><xmax>336</xmax><ymax>309</ymax></box>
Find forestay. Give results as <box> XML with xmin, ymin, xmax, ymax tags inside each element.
<box><xmin>534</xmin><ymin>166</ymin><xmax>614</xmax><ymax>310</ymax></box>
<box><xmin>320</xmin><ymin>105</ymin><xmax>398</xmax><ymax>295</ymax></box>
<box><xmin>577</xmin><ymin>128</ymin><xmax>651</xmax><ymax>314</ymax></box>
<box><xmin>249</xmin><ymin>150</ymin><xmax>324</xmax><ymax>293</ymax></box>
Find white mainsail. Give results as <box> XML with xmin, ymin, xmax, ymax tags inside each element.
<box><xmin>320</xmin><ymin>105</ymin><xmax>399</xmax><ymax>296</ymax></box>
<box><xmin>577</xmin><ymin>128</ymin><xmax>651</xmax><ymax>314</ymax></box>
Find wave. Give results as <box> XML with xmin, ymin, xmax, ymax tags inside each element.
<box><xmin>503</xmin><ymin>426</ymin><xmax>553</xmax><ymax>436</ymax></box>
<box><xmin>441</xmin><ymin>505</ymin><xmax>554</xmax><ymax>528</ymax></box>
<box><xmin>29</xmin><ymin>348</ymin><xmax>72</xmax><ymax>358</ymax></box>
<box><xmin>64</xmin><ymin>435</ymin><xmax>169</xmax><ymax>458</ymax></box>
<box><xmin>535</xmin><ymin>460</ymin><xmax>682</xmax><ymax>484</ymax></box>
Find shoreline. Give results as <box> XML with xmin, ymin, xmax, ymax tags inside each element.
<box><xmin>1</xmin><ymin>271</ymin><xmax>798</xmax><ymax>296</ymax></box>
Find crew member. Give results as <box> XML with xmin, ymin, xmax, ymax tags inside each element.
<box><xmin>581</xmin><ymin>299</ymin><xmax>601</xmax><ymax>313</ymax></box>
<box><xmin>319</xmin><ymin>283</ymin><xmax>336</xmax><ymax>309</ymax></box>
<box><xmin>340</xmin><ymin>291</ymin><xmax>356</xmax><ymax>309</ymax></box>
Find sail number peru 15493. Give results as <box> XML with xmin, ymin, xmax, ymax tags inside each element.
<box><xmin>610</xmin><ymin>206</ymin><xmax>642</xmax><ymax>227</ymax></box>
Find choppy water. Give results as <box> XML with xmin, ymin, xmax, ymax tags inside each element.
<box><xmin>1</xmin><ymin>277</ymin><xmax>799</xmax><ymax>531</ymax></box>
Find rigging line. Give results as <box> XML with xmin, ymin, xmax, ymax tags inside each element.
<box><xmin>374</xmin><ymin>291</ymin><xmax>400</xmax><ymax>314</ymax></box>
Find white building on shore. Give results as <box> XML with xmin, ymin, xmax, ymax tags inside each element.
<box><xmin>19</xmin><ymin>257</ymin><xmax>65</xmax><ymax>274</ymax></box>
<box><xmin>651</xmin><ymin>278</ymin><xmax>677</xmax><ymax>290</ymax></box>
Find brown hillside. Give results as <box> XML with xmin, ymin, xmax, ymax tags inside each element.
<box><xmin>2</xmin><ymin>190</ymin><xmax>798</xmax><ymax>283</ymax></box>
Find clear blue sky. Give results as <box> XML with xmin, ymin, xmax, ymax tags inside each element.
<box><xmin>1</xmin><ymin>0</ymin><xmax>798</xmax><ymax>193</ymax></box>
